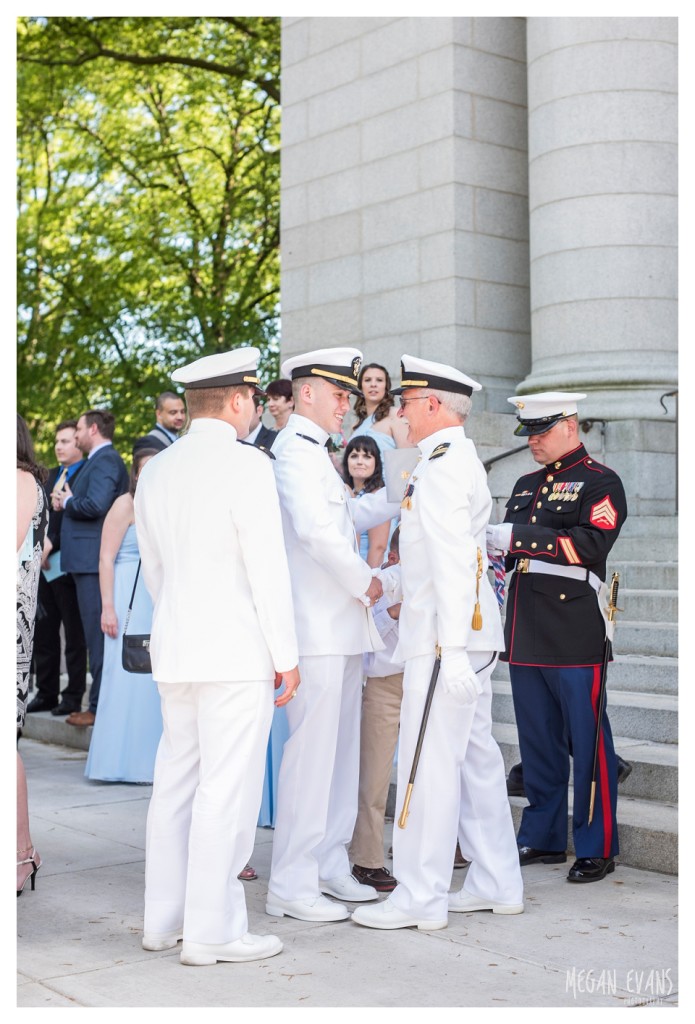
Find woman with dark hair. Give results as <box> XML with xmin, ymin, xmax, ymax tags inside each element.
<box><xmin>342</xmin><ymin>435</ymin><xmax>392</xmax><ymax>569</ymax></box>
<box><xmin>17</xmin><ymin>415</ymin><xmax>48</xmax><ymax>895</ymax></box>
<box><xmin>84</xmin><ymin>447</ymin><xmax>162</xmax><ymax>783</ymax></box>
<box><xmin>351</xmin><ymin>363</ymin><xmax>411</xmax><ymax>455</ymax></box>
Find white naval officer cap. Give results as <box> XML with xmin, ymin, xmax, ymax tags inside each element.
<box><xmin>508</xmin><ymin>391</ymin><xmax>587</xmax><ymax>436</ymax></box>
<box><xmin>171</xmin><ymin>348</ymin><xmax>266</xmax><ymax>395</ymax></box>
<box><xmin>390</xmin><ymin>354</ymin><xmax>482</xmax><ymax>396</ymax></box>
<box><xmin>280</xmin><ymin>347</ymin><xmax>363</xmax><ymax>396</ymax></box>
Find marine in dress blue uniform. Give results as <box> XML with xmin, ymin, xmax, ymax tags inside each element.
<box><xmin>487</xmin><ymin>392</ymin><xmax>628</xmax><ymax>883</ymax></box>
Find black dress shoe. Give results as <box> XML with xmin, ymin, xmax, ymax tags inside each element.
<box><xmin>506</xmin><ymin>762</ymin><xmax>526</xmax><ymax>797</ymax></box>
<box><xmin>50</xmin><ymin>701</ymin><xmax>81</xmax><ymax>717</ymax></box>
<box><xmin>617</xmin><ymin>756</ymin><xmax>633</xmax><ymax>785</ymax></box>
<box><xmin>518</xmin><ymin>846</ymin><xmax>567</xmax><ymax>865</ymax></box>
<box><xmin>352</xmin><ymin>864</ymin><xmax>398</xmax><ymax>892</ymax></box>
<box><xmin>567</xmin><ymin>857</ymin><xmax>615</xmax><ymax>883</ymax></box>
<box><xmin>26</xmin><ymin>694</ymin><xmax>58</xmax><ymax>714</ymax></box>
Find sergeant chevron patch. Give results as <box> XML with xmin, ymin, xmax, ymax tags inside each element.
<box><xmin>590</xmin><ymin>495</ymin><xmax>618</xmax><ymax>529</ymax></box>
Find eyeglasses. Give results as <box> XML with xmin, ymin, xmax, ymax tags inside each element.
<box><xmin>398</xmin><ymin>395</ymin><xmax>439</xmax><ymax>409</ymax></box>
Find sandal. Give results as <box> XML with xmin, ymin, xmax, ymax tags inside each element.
<box><xmin>237</xmin><ymin>863</ymin><xmax>257</xmax><ymax>881</ymax></box>
<box><xmin>17</xmin><ymin>847</ymin><xmax>41</xmax><ymax>897</ymax></box>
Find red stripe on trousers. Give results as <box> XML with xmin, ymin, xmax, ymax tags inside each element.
<box><xmin>591</xmin><ymin>664</ymin><xmax>613</xmax><ymax>857</ymax></box>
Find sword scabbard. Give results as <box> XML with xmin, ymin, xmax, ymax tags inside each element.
<box><xmin>398</xmin><ymin>784</ymin><xmax>413</xmax><ymax>829</ymax></box>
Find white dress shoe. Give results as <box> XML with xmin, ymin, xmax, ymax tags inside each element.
<box><xmin>142</xmin><ymin>930</ymin><xmax>183</xmax><ymax>951</ymax></box>
<box><xmin>320</xmin><ymin>874</ymin><xmax>378</xmax><ymax>902</ymax></box>
<box><xmin>448</xmin><ymin>888</ymin><xmax>524</xmax><ymax>915</ymax></box>
<box><xmin>265</xmin><ymin>892</ymin><xmax>350</xmax><ymax>922</ymax></box>
<box><xmin>352</xmin><ymin>898</ymin><xmax>447</xmax><ymax>931</ymax></box>
<box><xmin>180</xmin><ymin>932</ymin><xmax>283</xmax><ymax>966</ymax></box>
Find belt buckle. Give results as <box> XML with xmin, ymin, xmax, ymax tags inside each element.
<box><xmin>517</xmin><ymin>558</ymin><xmax>530</xmax><ymax>573</ymax></box>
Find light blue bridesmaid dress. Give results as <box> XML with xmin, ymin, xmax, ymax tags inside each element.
<box><xmin>85</xmin><ymin>524</ymin><xmax>162</xmax><ymax>783</ymax></box>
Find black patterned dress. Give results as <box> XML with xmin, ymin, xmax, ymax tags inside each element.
<box><xmin>17</xmin><ymin>479</ymin><xmax>48</xmax><ymax>729</ymax></box>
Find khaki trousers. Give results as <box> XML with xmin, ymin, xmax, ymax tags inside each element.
<box><xmin>349</xmin><ymin>672</ymin><xmax>404</xmax><ymax>868</ymax></box>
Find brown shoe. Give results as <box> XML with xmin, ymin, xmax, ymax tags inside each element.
<box><xmin>66</xmin><ymin>710</ymin><xmax>96</xmax><ymax>727</ymax></box>
<box><xmin>454</xmin><ymin>842</ymin><xmax>469</xmax><ymax>869</ymax></box>
<box><xmin>351</xmin><ymin>864</ymin><xmax>398</xmax><ymax>892</ymax></box>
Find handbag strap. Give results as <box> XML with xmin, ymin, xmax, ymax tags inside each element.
<box><xmin>122</xmin><ymin>560</ymin><xmax>141</xmax><ymax>637</ymax></box>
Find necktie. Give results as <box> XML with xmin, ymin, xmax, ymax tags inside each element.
<box><xmin>54</xmin><ymin>466</ymin><xmax>69</xmax><ymax>492</ymax></box>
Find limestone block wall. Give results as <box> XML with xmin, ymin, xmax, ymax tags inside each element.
<box><xmin>281</xmin><ymin>16</ymin><xmax>531</xmax><ymax>412</ymax></box>
<box><xmin>523</xmin><ymin>17</ymin><xmax>678</xmax><ymax>422</ymax></box>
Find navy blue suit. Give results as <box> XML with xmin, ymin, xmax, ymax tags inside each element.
<box><xmin>61</xmin><ymin>444</ymin><xmax>129</xmax><ymax>712</ymax></box>
<box><xmin>32</xmin><ymin>462</ymin><xmax>88</xmax><ymax>709</ymax></box>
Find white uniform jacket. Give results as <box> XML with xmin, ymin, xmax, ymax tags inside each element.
<box><xmin>271</xmin><ymin>413</ymin><xmax>401</xmax><ymax>657</ymax></box>
<box><xmin>134</xmin><ymin>418</ymin><xmax>298</xmax><ymax>682</ymax></box>
<box><xmin>395</xmin><ymin>425</ymin><xmax>504</xmax><ymax>662</ymax></box>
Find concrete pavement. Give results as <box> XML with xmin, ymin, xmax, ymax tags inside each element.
<box><xmin>16</xmin><ymin>736</ymin><xmax>678</xmax><ymax>1009</ymax></box>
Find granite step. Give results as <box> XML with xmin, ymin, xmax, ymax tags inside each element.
<box><xmin>492</xmin><ymin>681</ymin><xmax>678</xmax><ymax>744</ymax></box>
<box><xmin>493</xmin><ymin>654</ymin><xmax>678</xmax><ymax>695</ymax></box>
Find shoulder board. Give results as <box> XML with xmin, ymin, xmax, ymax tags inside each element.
<box><xmin>295</xmin><ymin>432</ymin><xmax>320</xmax><ymax>445</ymax></box>
<box><xmin>429</xmin><ymin>443</ymin><xmax>451</xmax><ymax>461</ymax></box>
<box><xmin>238</xmin><ymin>439</ymin><xmax>276</xmax><ymax>460</ymax></box>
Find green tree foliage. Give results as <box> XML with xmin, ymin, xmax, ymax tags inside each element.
<box><xmin>17</xmin><ymin>16</ymin><xmax>281</xmax><ymax>459</ymax></box>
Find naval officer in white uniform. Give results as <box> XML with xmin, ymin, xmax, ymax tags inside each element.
<box><xmin>135</xmin><ymin>348</ymin><xmax>300</xmax><ymax>966</ymax></box>
<box><xmin>266</xmin><ymin>347</ymin><xmax>401</xmax><ymax>922</ymax></box>
<box><xmin>352</xmin><ymin>355</ymin><xmax>523</xmax><ymax>931</ymax></box>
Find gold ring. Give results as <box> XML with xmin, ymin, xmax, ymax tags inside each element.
<box><xmin>290</xmin><ymin>691</ymin><xmax>297</xmax><ymax>699</ymax></box>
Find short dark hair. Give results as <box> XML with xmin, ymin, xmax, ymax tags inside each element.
<box><xmin>81</xmin><ymin>409</ymin><xmax>116</xmax><ymax>440</ymax></box>
<box><xmin>156</xmin><ymin>391</ymin><xmax>182</xmax><ymax>410</ymax></box>
<box><xmin>265</xmin><ymin>379</ymin><xmax>293</xmax><ymax>401</ymax></box>
<box><xmin>55</xmin><ymin>419</ymin><xmax>78</xmax><ymax>434</ymax></box>
<box><xmin>185</xmin><ymin>384</ymin><xmax>250</xmax><ymax>418</ymax></box>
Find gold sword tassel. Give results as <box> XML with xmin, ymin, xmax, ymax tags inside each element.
<box><xmin>471</xmin><ymin>547</ymin><xmax>483</xmax><ymax>630</ymax></box>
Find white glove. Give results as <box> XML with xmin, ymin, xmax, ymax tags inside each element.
<box><xmin>439</xmin><ymin>647</ymin><xmax>482</xmax><ymax>705</ymax></box>
<box><xmin>486</xmin><ymin>522</ymin><xmax>513</xmax><ymax>554</ymax></box>
<box><xmin>377</xmin><ymin>564</ymin><xmax>402</xmax><ymax>606</ymax></box>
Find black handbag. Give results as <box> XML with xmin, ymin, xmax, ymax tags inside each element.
<box><xmin>121</xmin><ymin>560</ymin><xmax>152</xmax><ymax>674</ymax></box>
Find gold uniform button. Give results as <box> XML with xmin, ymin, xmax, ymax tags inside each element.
<box><xmin>515</xmin><ymin>541</ymin><xmax>522</xmax><ymax>548</ymax></box>
<box><xmin>537</xmin><ymin>502</ymin><xmax>542</xmax><ymax>509</ymax></box>
<box><xmin>556</xmin><ymin>504</ymin><xmax>562</xmax><ymax>510</ymax></box>
<box><xmin>587</xmin><ymin>459</ymin><xmax>593</xmax><ymax>464</ymax></box>
<box><xmin>531</xmin><ymin>516</ymin><xmax>537</xmax><ymax>523</ymax></box>
<box><xmin>554</xmin><ymin>461</ymin><xmax>562</xmax><ymax>469</ymax></box>
<box><xmin>542</xmin><ymin>487</ymin><xmax>549</xmax><ymax>494</ymax></box>
<box><xmin>531</xmin><ymin>542</ymin><xmax>537</xmax><ymax>549</ymax></box>
<box><xmin>547</xmin><ymin>544</ymin><xmax>553</xmax><ymax>550</ymax></box>
<box><xmin>546</xmin><ymin>475</ymin><xmax>554</xmax><ymax>482</ymax></box>
<box><xmin>560</xmin><ymin>593</ymin><xmax>566</xmax><ymax>600</ymax></box>
<box><xmin>514</xmin><ymin>505</ymin><xmax>519</xmax><ymax>510</ymax></box>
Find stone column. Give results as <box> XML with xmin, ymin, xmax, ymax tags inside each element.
<box><xmin>523</xmin><ymin>17</ymin><xmax>678</xmax><ymax>421</ymax></box>
<box><xmin>280</xmin><ymin>16</ymin><xmax>531</xmax><ymax>412</ymax></box>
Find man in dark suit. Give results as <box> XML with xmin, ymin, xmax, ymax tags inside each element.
<box><xmin>132</xmin><ymin>392</ymin><xmax>186</xmax><ymax>455</ymax></box>
<box><xmin>53</xmin><ymin>409</ymin><xmax>129</xmax><ymax>727</ymax></box>
<box><xmin>241</xmin><ymin>395</ymin><xmax>278</xmax><ymax>452</ymax></box>
<box><xmin>27</xmin><ymin>420</ymin><xmax>88</xmax><ymax>716</ymax></box>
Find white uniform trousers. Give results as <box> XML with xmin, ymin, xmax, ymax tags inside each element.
<box><xmin>269</xmin><ymin>654</ymin><xmax>362</xmax><ymax>900</ymax></box>
<box><xmin>144</xmin><ymin>679</ymin><xmax>273</xmax><ymax>944</ymax></box>
<box><xmin>391</xmin><ymin>651</ymin><xmax>523</xmax><ymax>921</ymax></box>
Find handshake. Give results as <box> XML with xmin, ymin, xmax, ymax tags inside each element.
<box><xmin>359</xmin><ymin>563</ymin><xmax>402</xmax><ymax>609</ymax></box>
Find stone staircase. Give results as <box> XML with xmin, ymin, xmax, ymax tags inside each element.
<box><xmin>491</xmin><ymin>513</ymin><xmax>678</xmax><ymax>874</ymax></box>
